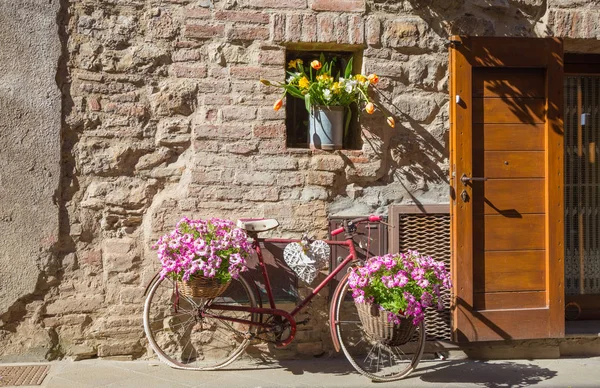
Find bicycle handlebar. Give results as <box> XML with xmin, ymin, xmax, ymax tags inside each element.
<box><xmin>330</xmin><ymin>215</ymin><xmax>383</xmax><ymax>237</ymax></box>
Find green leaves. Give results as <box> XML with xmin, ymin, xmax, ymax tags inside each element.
<box><xmin>344</xmin><ymin>57</ymin><xmax>353</xmax><ymax>79</ymax></box>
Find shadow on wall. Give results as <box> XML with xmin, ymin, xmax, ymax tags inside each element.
<box><xmin>403</xmin><ymin>0</ymin><xmax>547</xmax><ymax>38</ymax></box>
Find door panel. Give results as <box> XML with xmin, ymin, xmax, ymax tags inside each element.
<box><xmin>483</xmin><ymin>151</ymin><xmax>545</xmax><ymax>178</ymax></box>
<box><xmin>475</xmin><ymin>251</ymin><xmax>546</xmax><ymax>293</ymax></box>
<box><xmin>477</xmin><ymin>124</ymin><xmax>545</xmax><ymax>151</ymax></box>
<box><xmin>474</xmin><ymin>291</ymin><xmax>546</xmax><ymax>310</ymax></box>
<box><xmin>475</xmin><ymin>214</ymin><xmax>546</xmax><ymax>251</ymax></box>
<box><xmin>479</xmin><ymin>180</ymin><xmax>545</xmax><ymax>215</ymax></box>
<box><xmin>450</xmin><ymin>36</ymin><xmax>564</xmax><ymax>342</ymax></box>
<box><xmin>472</xmin><ymin>68</ymin><xmax>546</xmax><ymax>98</ymax></box>
<box><xmin>473</xmin><ymin>98</ymin><xmax>546</xmax><ymax>124</ymax></box>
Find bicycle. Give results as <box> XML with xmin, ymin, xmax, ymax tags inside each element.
<box><xmin>143</xmin><ymin>215</ymin><xmax>426</xmax><ymax>382</ymax></box>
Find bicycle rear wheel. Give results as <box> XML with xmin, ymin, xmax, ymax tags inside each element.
<box><xmin>143</xmin><ymin>274</ymin><xmax>257</xmax><ymax>370</ymax></box>
<box><xmin>333</xmin><ymin>277</ymin><xmax>425</xmax><ymax>382</ymax></box>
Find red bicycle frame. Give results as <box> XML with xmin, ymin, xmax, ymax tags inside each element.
<box><xmin>203</xmin><ymin>215</ymin><xmax>383</xmax><ymax>348</ymax></box>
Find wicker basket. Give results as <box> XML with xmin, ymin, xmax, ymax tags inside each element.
<box><xmin>355</xmin><ymin>302</ymin><xmax>417</xmax><ymax>346</ymax></box>
<box><xmin>178</xmin><ymin>274</ymin><xmax>231</xmax><ymax>298</ymax></box>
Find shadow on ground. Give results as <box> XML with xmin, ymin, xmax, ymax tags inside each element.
<box><xmin>417</xmin><ymin>360</ymin><xmax>557</xmax><ymax>388</ymax></box>
<box><xmin>277</xmin><ymin>357</ymin><xmax>356</xmax><ymax>376</ymax></box>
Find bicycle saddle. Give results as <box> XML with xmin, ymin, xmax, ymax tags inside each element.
<box><xmin>236</xmin><ymin>218</ymin><xmax>279</xmax><ymax>232</ymax></box>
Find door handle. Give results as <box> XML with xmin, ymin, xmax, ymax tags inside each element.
<box><xmin>460</xmin><ymin>173</ymin><xmax>488</xmax><ymax>184</ymax></box>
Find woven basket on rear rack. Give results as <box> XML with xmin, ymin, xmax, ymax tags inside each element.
<box><xmin>355</xmin><ymin>302</ymin><xmax>417</xmax><ymax>346</ymax></box>
<box><xmin>178</xmin><ymin>274</ymin><xmax>231</xmax><ymax>298</ymax></box>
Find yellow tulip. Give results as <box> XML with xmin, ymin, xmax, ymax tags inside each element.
<box><xmin>368</xmin><ymin>74</ymin><xmax>380</xmax><ymax>85</ymax></box>
<box><xmin>273</xmin><ymin>99</ymin><xmax>283</xmax><ymax>111</ymax></box>
<box><xmin>387</xmin><ymin>116</ymin><xmax>395</xmax><ymax>128</ymax></box>
<box><xmin>298</xmin><ymin>77</ymin><xmax>310</xmax><ymax>89</ymax></box>
<box><xmin>355</xmin><ymin>74</ymin><xmax>367</xmax><ymax>83</ymax></box>
<box><xmin>311</xmin><ymin>60</ymin><xmax>322</xmax><ymax>70</ymax></box>
<box><xmin>365</xmin><ymin>102</ymin><xmax>375</xmax><ymax>114</ymax></box>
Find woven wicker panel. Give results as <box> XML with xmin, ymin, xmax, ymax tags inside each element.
<box><xmin>564</xmin><ymin>75</ymin><xmax>600</xmax><ymax>296</ymax></box>
<box><xmin>390</xmin><ymin>207</ymin><xmax>452</xmax><ymax>342</ymax></box>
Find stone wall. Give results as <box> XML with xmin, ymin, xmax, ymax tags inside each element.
<box><xmin>1</xmin><ymin>0</ymin><xmax>599</xmax><ymax>361</ymax></box>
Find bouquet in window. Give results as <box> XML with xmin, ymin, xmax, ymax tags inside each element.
<box><xmin>260</xmin><ymin>54</ymin><xmax>395</xmax><ymax>129</ymax></box>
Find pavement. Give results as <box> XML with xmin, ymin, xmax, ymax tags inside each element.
<box><xmin>1</xmin><ymin>356</ymin><xmax>600</xmax><ymax>388</ymax></box>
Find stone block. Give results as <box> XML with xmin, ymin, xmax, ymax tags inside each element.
<box><xmin>276</xmin><ymin>172</ymin><xmax>305</xmax><ymax>187</ymax></box>
<box><xmin>102</xmin><ymin>238</ymin><xmax>139</xmax><ymax>273</ymax></box>
<box><xmin>171</xmin><ymin>63</ymin><xmax>207</xmax><ymax>78</ymax></box>
<box><xmin>254</xmin><ymin>156</ymin><xmax>298</xmax><ymax>170</ymax></box>
<box><xmin>235</xmin><ymin>171</ymin><xmax>277</xmax><ymax>186</ymax></box>
<box><xmin>348</xmin><ymin>15</ymin><xmax>364</xmax><ymax>45</ymax></box>
<box><xmin>271</xmin><ymin>13</ymin><xmax>286</xmax><ymax>42</ymax></box>
<box><xmin>299</xmin><ymin>13</ymin><xmax>318</xmax><ymax>42</ymax></box>
<box><xmin>311</xmin><ymin>0</ymin><xmax>365</xmax><ymax>12</ymax></box>
<box><xmin>382</xmin><ymin>18</ymin><xmax>429</xmax><ymax>48</ymax></box>
<box><xmin>258</xmin><ymin>49</ymin><xmax>285</xmax><ymax>65</ymax></box>
<box><xmin>156</xmin><ymin>117</ymin><xmax>191</xmax><ymax>147</ymax></box>
<box><xmin>239</xmin><ymin>0</ymin><xmax>308</xmax><ymax>9</ymax></box>
<box><xmin>149</xmin><ymin>80</ymin><xmax>198</xmax><ymax>117</ymax></box>
<box><xmin>300</xmin><ymin>186</ymin><xmax>329</xmax><ymax>201</ymax></box>
<box><xmin>449</xmin><ymin>14</ymin><xmax>495</xmax><ymax>36</ymax></box>
<box><xmin>196</xmin><ymin>123</ymin><xmax>252</xmax><ymax>140</ymax></box>
<box><xmin>310</xmin><ymin>155</ymin><xmax>345</xmax><ymax>171</ymax></box>
<box><xmin>215</xmin><ymin>11</ymin><xmax>270</xmax><ymax>24</ymax></box>
<box><xmin>221</xmin><ymin>106</ymin><xmax>257</xmax><ymax>122</ymax></box>
<box><xmin>224</xmin><ymin>141</ymin><xmax>259</xmax><ymax>155</ymax></box>
<box><xmin>227</xmin><ymin>24</ymin><xmax>270</xmax><ymax>41</ymax></box>
<box><xmin>253</xmin><ymin>123</ymin><xmax>286</xmax><ymax>138</ymax></box>
<box><xmin>258</xmin><ymin>139</ymin><xmax>287</xmax><ymax>154</ymax></box>
<box><xmin>317</xmin><ymin>13</ymin><xmax>335</xmax><ymax>42</ymax></box>
<box><xmin>285</xmin><ymin>14</ymin><xmax>303</xmax><ymax>42</ymax></box>
<box><xmin>184</xmin><ymin>22</ymin><xmax>225</xmax><ymax>39</ymax></box>
<box><xmin>97</xmin><ymin>340</ymin><xmax>142</xmax><ymax>357</ymax></box>
<box><xmin>45</xmin><ymin>295</ymin><xmax>105</xmax><ymax>315</ymax></box>
<box><xmin>244</xmin><ymin>187</ymin><xmax>280</xmax><ymax>201</ymax></box>
<box><xmin>392</xmin><ymin>94</ymin><xmax>439</xmax><ymax>123</ymax></box>
<box><xmin>66</xmin><ymin>344</ymin><xmax>97</xmax><ymax>361</ymax></box>
<box><xmin>230</xmin><ymin>66</ymin><xmax>283</xmax><ymax>81</ymax></box>
<box><xmin>307</xmin><ymin>171</ymin><xmax>336</xmax><ymax>186</ymax></box>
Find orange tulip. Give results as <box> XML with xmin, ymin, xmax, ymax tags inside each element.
<box><xmin>273</xmin><ymin>99</ymin><xmax>283</xmax><ymax>111</ymax></box>
<box><xmin>387</xmin><ymin>116</ymin><xmax>395</xmax><ymax>128</ymax></box>
<box><xmin>365</xmin><ymin>102</ymin><xmax>375</xmax><ymax>114</ymax></box>
<box><xmin>368</xmin><ymin>74</ymin><xmax>379</xmax><ymax>85</ymax></box>
<box><xmin>311</xmin><ymin>60</ymin><xmax>322</xmax><ymax>70</ymax></box>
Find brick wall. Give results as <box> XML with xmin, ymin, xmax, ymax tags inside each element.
<box><xmin>0</xmin><ymin>0</ymin><xmax>597</xmax><ymax>361</ymax></box>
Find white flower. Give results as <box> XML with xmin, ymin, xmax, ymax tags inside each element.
<box><xmin>323</xmin><ymin>89</ymin><xmax>332</xmax><ymax>101</ymax></box>
<box><xmin>286</xmin><ymin>72</ymin><xmax>301</xmax><ymax>83</ymax></box>
<box><xmin>345</xmin><ymin>80</ymin><xmax>357</xmax><ymax>93</ymax></box>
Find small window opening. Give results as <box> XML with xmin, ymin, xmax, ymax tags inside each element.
<box><xmin>285</xmin><ymin>50</ymin><xmax>362</xmax><ymax>150</ymax></box>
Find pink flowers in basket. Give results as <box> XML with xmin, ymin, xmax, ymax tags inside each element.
<box><xmin>348</xmin><ymin>251</ymin><xmax>451</xmax><ymax>326</ymax></box>
<box><xmin>153</xmin><ymin>217</ymin><xmax>253</xmax><ymax>283</ymax></box>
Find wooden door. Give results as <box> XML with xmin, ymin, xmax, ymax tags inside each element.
<box><xmin>449</xmin><ymin>36</ymin><xmax>565</xmax><ymax>342</ymax></box>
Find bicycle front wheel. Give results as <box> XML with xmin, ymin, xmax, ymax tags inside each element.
<box><xmin>333</xmin><ymin>277</ymin><xmax>426</xmax><ymax>382</ymax></box>
<box><xmin>143</xmin><ymin>274</ymin><xmax>257</xmax><ymax>370</ymax></box>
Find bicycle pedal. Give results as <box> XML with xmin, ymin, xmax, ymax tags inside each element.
<box><xmin>296</xmin><ymin>318</ymin><xmax>310</xmax><ymax>326</ymax></box>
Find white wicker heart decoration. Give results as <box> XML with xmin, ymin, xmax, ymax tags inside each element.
<box><xmin>283</xmin><ymin>240</ymin><xmax>330</xmax><ymax>284</ymax></box>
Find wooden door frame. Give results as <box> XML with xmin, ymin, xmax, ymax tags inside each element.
<box><xmin>449</xmin><ymin>36</ymin><xmax>565</xmax><ymax>342</ymax></box>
